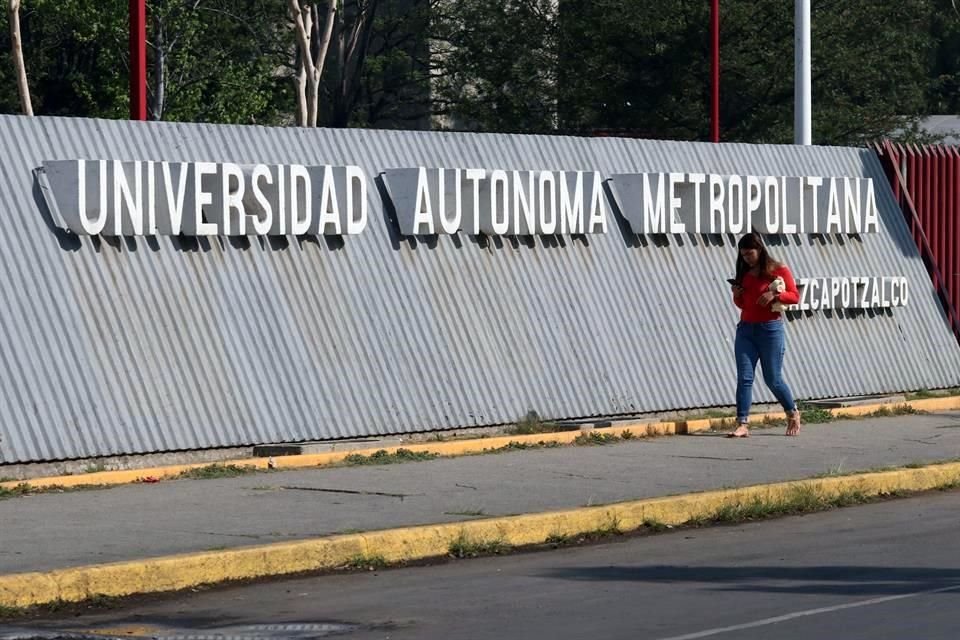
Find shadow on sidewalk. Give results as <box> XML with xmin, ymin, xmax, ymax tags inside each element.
<box><xmin>541</xmin><ymin>565</ymin><xmax>960</xmax><ymax>596</ymax></box>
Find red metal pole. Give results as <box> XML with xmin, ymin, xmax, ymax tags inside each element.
<box><xmin>711</xmin><ymin>0</ymin><xmax>720</xmax><ymax>142</ymax></box>
<box><xmin>130</xmin><ymin>0</ymin><xmax>146</xmax><ymax>120</ymax></box>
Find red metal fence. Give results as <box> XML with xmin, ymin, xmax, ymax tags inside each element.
<box><xmin>874</xmin><ymin>140</ymin><xmax>960</xmax><ymax>343</ymax></box>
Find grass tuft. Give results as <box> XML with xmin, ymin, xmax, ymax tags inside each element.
<box><xmin>0</xmin><ymin>604</ymin><xmax>22</xmax><ymax>619</ymax></box>
<box><xmin>593</xmin><ymin>514</ymin><xmax>623</xmax><ymax>537</ymax></box>
<box><xmin>0</xmin><ymin>482</ymin><xmax>103</xmax><ymax>500</ymax></box>
<box><xmin>0</xmin><ymin>594</ymin><xmax>127</xmax><ymax>620</ymax></box>
<box><xmin>799</xmin><ymin>405</ymin><xmax>835</xmax><ymax>424</ymax></box>
<box><xmin>506</xmin><ymin>410</ymin><xmax>569</xmax><ymax>435</ymax></box>
<box><xmin>343</xmin><ymin>554</ymin><xmax>388</xmax><ymax>571</ymax></box>
<box><xmin>0</xmin><ymin>482</ymin><xmax>34</xmax><ymax>500</ymax></box>
<box><xmin>343</xmin><ymin>448</ymin><xmax>440</xmax><ymax>466</ymax></box>
<box><xmin>544</xmin><ymin>532</ymin><xmax>570</xmax><ymax>546</ymax></box>
<box><xmin>642</xmin><ymin>518</ymin><xmax>670</xmax><ymax>533</ymax></box>
<box><xmin>908</xmin><ymin>387</ymin><xmax>960</xmax><ymax>400</ymax></box>
<box><xmin>574</xmin><ymin>432</ymin><xmax>621</xmax><ymax>446</ymax></box>
<box><xmin>703</xmin><ymin>485</ymin><xmax>874</xmax><ymax>525</ymax></box>
<box><xmin>541</xmin><ymin>516</ymin><xmax>624</xmax><ymax>548</ymax></box>
<box><xmin>871</xmin><ymin>404</ymin><xmax>924</xmax><ymax>418</ymax></box>
<box><xmin>448</xmin><ymin>533</ymin><xmax>511</xmax><ymax>558</ymax></box>
<box><xmin>177</xmin><ymin>464</ymin><xmax>258</xmax><ymax>480</ymax></box>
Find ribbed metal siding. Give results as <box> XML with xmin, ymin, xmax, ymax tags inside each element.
<box><xmin>876</xmin><ymin>142</ymin><xmax>960</xmax><ymax>343</ymax></box>
<box><xmin>0</xmin><ymin>115</ymin><xmax>958</xmax><ymax>464</ymax></box>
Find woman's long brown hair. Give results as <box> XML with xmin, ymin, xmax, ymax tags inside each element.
<box><xmin>735</xmin><ymin>233</ymin><xmax>781</xmax><ymax>282</ymax></box>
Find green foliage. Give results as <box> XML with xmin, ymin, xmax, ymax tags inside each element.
<box><xmin>343</xmin><ymin>448</ymin><xmax>440</xmax><ymax>465</ymax></box>
<box><xmin>0</xmin><ymin>481</ymin><xmax>107</xmax><ymax>500</ymax></box>
<box><xmin>556</xmin><ymin>0</ymin><xmax>935</xmax><ymax>144</ymax></box>
<box><xmin>145</xmin><ymin>0</ymin><xmax>291</xmax><ymax>124</ymax></box>
<box><xmin>0</xmin><ymin>0</ymin><xmax>956</xmax><ymax>144</ymax></box>
<box><xmin>506</xmin><ymin>410</ymin><xmax>564</xmax><ymax>435</ymax></box>
<box><xmin>0</xmin><ymin>0</ymin><xmax>129</xmax><ymax>117</ymax></box>
<box><xmin>343</xmin><ymin>553</ymin><xmax>388</xmax><ymax>570</ymax></box>
<box><xmin>925</xmin><ymin>0</ymin><xmax>960</xmax><ymax>114</ymax></box>
<box><xmin>0</xmin><ymin>482</ymin><xmax>35</xmax><ymax>500</ymax></box>
<box><xmin>448</xmin><ymin>533</ymin><xmax>511</xmax><ymax>558</ymax></box>
<box><xmin>706</xmin><ymin>485</ymin><xmax>871</xmax><ymax>524</ymax></box>
<box><xmin>177</xmin><ymin>463</ymin><xmax>258</xmax><ymax>479</ymax></box>
<box><xmin>799</xmin><ymin>406</ymin><xmax>835</xmax><ymax>424</ymax></box>
<box><xmin>347</xmin><ymin>0</ymin><xmax>435</xmax><ymax>128</ymax></box>
<box><xmin>642</xmin><ymin>518</ymin><xmax>669</xmax><ymax>532</ymax></box>
<box><xmin>0</xmin><ymin>0</ymin><xmax>290</xmax><ymax>123</ymax></box>
<box><xmin>432</xmin><ymin>0</ymin><xmax>559</xmax><ymax>132</ymax></box>
<box><xmin>574</xmin><ymin>431</ymin><xmax>620</xmax><ymax>446</ymax></box>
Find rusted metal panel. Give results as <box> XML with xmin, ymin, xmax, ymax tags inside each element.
<box><xmin>875</xmin><ymin>140</ymin><xmax>960</xmax><ymax>344</ymax></box>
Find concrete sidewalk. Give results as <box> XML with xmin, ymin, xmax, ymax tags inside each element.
<box><xmin>2</xmin><ymin>411</ymin><xmax>960</xmax><ymax>580</ymax></box>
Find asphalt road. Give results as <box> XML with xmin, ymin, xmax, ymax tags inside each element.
<box><xmin>9</xmin><ymin>490</ymin><xmax>960</xmax><ymax>640</ymax></box>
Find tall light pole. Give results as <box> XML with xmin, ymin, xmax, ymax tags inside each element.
<box><xmin>130</xmin><ymin>0</ymin><xmax>146</xmax><ymax>120</ymax></box>
<box><xmin>711</xmin><ymin>0</ymin><xmax>720</xmax><ymax>142</ymax></box>
<box><xmin>794</xmin><ymin>0</ymin><xmax>811</xmax><ymax>145</ymax></box>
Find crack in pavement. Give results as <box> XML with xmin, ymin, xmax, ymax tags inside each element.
<box><xmin>668</xmin><ymin>455</ymin><xmax>754</xmax><ymax>461</ymax></box>
<box><xmin>280</xmin><ymin>486</ymin><xmax>417</xmax><ymax>499</ymax></box>
<box><xmin>547</xmin><ymin>471</ymin><xmax>606</xmax><ymax>481</ymax></box>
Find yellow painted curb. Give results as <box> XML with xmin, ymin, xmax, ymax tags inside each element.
<box><xmin>3</xmin><ymin>394</ymin><xmax>958</xmax><ymax>493</ymax></box>
<box><xmin>0</xmin><ymin>421</ymin><xmax>676</xmax><ymax>492</ymax></box>
<box><xmin>2</xmin><ymin>460</ymin><xmax>960</xmax><ymax>609</ymax></box>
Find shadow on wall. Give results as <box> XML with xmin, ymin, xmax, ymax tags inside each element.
<box><xmin>87</xmin><ymin>232</ymin><xmax>349</xmax><ymax>256</ymax></box>
<box><xmin>863</xmin><ymin>148</ymin><xmax>928</xmax><ymax>261</ymax></box>
<box><xmin>374</xmin><ymin>172</ymin><xmax>591</xmax><ymax>254</ymax></box>
<box><xmin>32</xmin><ymin>169</ymin><xmax>81</xmax><ymax>253</ymax></box>
<box><xmin>602</xmin><ymin>177</ymin><xmax>878</xmax><ymax>256</ymax></box>
<box><xmin>32</xmin><ymin>168</ymin><xmax>350</xmax><ymax>257</ymax></box>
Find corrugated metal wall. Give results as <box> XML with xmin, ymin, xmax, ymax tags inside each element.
<box><xmin>875</xmin><ymin>141</ymin><xmax>960</xmax><ymax>342</ymax></box>
<box><xmin>0</xmin><ymin>114</ymin><xmax>958</xmax><ymax>465</ymax></box>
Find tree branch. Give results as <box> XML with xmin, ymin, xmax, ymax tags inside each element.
<box><xmin>312</xmin><ymin>0</ymin><xmax>337</xmax><ymax>81</ymax></box>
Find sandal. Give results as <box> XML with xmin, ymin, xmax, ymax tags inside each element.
<box><xmin>727</xmin><ymin>424</ymin><xmax>750</xmax><ymax>438</ymax></box>
<box><xmin>786</xmin><ymin>411</ymin><xmax>801</xmax><ymax>436</ymax></box>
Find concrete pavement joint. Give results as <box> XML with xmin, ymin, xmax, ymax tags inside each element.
<box><xmin>3</xmin><ymin>395</ymin><xmax>958</xmax><ymax>495</ymax></box>
<box><xmin>3</xmin><ymin>459</ymin><xmax>960</xmax><ymax>612</ymax></box>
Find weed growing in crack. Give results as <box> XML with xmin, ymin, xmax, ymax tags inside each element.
<box><xmin>574</xmin><ymin>432</ymin><xmax>620</xmax><ymax>446</ymax></box>
<box><xmin>343</xmin><ymin>449</ymin><xmax>440</xmax><ymax>466</ymax></box>
<box><xmin>0</xmin><ymin>482</ymin><xmax>106</xmax><ymax>501</ymax></box>
<box><xmin>178</xmin><ymin>464</ymin><xmax>258</xmax><ymax>480</ymax></box>
<box><xmin>448</xmin><ymin>533</ymin><xmax>511</xmax><ymax>558</ymax></box>
<box><xmin>506</xmin><ymin>410</ymin><xmax>564</xmax><ymax>436</ymax></box>
<box><xmin>642</xmin><ymin>518</ymin><xmax>670</xmax><ymax>533</ymax></box>
<box><xmin>343</xmin><ymin>554</ymin><xmax>388</xmax><ymax>571</ymax></box>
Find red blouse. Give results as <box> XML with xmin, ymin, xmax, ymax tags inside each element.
<box><xmin>733</xmin><ymin>265</ymin><xmax>800</xmax><ymax>322</ymax></box>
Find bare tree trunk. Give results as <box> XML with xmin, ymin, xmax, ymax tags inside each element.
<box><xmin>335</xmin><ymin>0</ymin><xmax>377</xmax><ymax>127</ymax></box>
<box><xmin>288</xmin><ymin>0</ymin><xmax>336</xmax><ymax>127</ymax></box>
<box><xmin>295</xmin><ymin>55</ymin><xmax>307</xmax><ymax>126</ymax></box>
<box><xmin>7</xmin><ymin>0</ymin><xmax>33</xmax><ymax>116</ymax></box>
<box><xmin>151</xmin><ymin>5</ymin><xmax>166</xmax><ymax>121</ymax></box>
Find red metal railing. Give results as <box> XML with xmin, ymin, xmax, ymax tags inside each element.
<box><xmin>874</xmin><ymin>140</ymin><xmax>960</xmax><ymax>344</ymax></box>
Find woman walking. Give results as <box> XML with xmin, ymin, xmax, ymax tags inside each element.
<box><xmin>729</xmin><ymin>233</ymin><xmax>802</xmax><ymax>437</ymax></box>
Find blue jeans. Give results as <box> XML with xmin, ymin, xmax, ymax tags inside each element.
<box><xmin>735</xmin><ymin>320</ymin><xmax>796</xmax><ymax>423</ymax></box>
